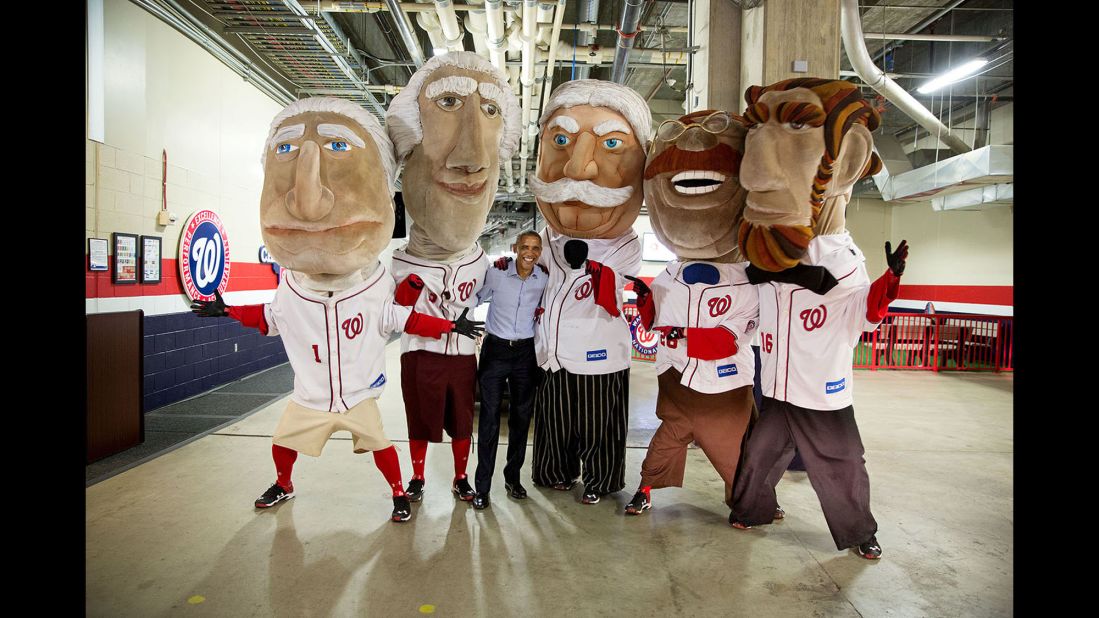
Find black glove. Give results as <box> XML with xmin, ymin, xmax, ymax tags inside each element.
<box><xmin>655</xmin><ymin>326</ymin><xmax>686</xmax><ymax>342</ymax></box>
<box><xmin>451</xmin><ymin>307</ymin><xmax>485</xmax><ymax>340</ymax></box>
<box><xmin>885</xmin><ymin>240</ymin><xmax>909</xmax><ymax>277</ymax></box>
<box><xmin>624</xmin><ymin>275</ymin><xmax>651</xmax><ymax>299</ymax></box>
<box><xmin>563</xmin><ymin>239</ymin><xmax>588</xmax><ymax>269</ymax></box>
<box><xmin>190</xmin><ymin>290</ymin><xmax>228</xmax><ymax>317</ymax></box>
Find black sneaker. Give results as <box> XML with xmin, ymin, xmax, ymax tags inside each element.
<box><xmin>624</xmin><ymin>490</ymin><xmax>651</xmax><ymax>515</ymax></box>
<box><xmin>391</xmin><ymin>495</ymin><xmax>412</xmax><ymax>522</ymax></box>
<box><xmin>581</xmin><ymin>487</ymin><xmax>601</xmax><ymax>504</ymax></box>
<box><xmin>405</xmin><ymin>478</ymin><xmax>425</xmax><ymax>502</ymax></box>
<box><xmin>255</xmin><ymin>482</ymin><xmax>294</xmax><ymax>509</ymax></box>
<box><xmin>855</xmin><ymin>536</ymin><xmax>882</xmax><ymax>560</ymax></box>
<box><xmin>452</xmin><ymin>477</ymin><xmax>476</xmax><ymax>501</ymax></box>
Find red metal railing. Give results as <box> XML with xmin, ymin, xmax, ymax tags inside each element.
<box><xmin>853</xmin><ymin>312</ymin><xmax>1014</xmax><ymax>372</ymax></box>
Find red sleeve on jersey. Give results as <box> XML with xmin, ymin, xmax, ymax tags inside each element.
<box><xmin>685</xmin><ymin>326</ymin><xmax>738</xmax><ymax>361</ymax></box>
<box><xmin>395</xmin><ymin>274</ymin><xmax>426</xmax><ymax>307</ymax></box>
<box><xmin>403</xmin><ymin>311</ymin><xmax>453</xmax><ymax>339</ymax></box>
<box><xmin>227</xmin><ymin>304</ymin><xmax>269</xmax><ymax>335</ymax></box>
<box><xmin>636</xmin><ymin>291</ymin><xmax>655</xmax><ymax>330</ymax></box>
<box><xmin>587</xmin><ymin>261</ymin><xmax>621</xmax><ymax>318</ymax></box>
<box><xmin>866</xmin><ymin>269</ymin><xmax>901</xmax><ymax>323</ymax></box>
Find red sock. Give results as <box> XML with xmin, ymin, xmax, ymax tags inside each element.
<box><xmin>640</xmin><ymin>485</ymin><xmax>652</xmax><ymax>496</ymax></box>
<box><xmin>272</xmin><ymin>444</ymin><xmax>298</xmax><ymax>491</ymax></box>
<box><xmin>410</xmin><ymin>439</ymin><xmax>428</xmax><ymax>480</ymax></box>
<box><xmin>372</xmin><ymin>446</ymin><xmax>406</xmax><ymax>497</ymax></box>
<box><xmin>452</xmin><ymin>437</ymin><xmax>471</xmax><ymax>479</ymax></box>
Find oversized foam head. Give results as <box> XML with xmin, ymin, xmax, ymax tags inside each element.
<box><xmin>532</xmin><ymin>80</ymin><xmax>651</xmax><ymax>239</ymax></box>
<box><xmin>386</xmin><ymin>51</ymin><xmax>520</xmax><ymax>252</ymax></box>
<box><xmin>643</xmin><ymin>110</ymin><xmax>747</xmax><ymax>262</ymax></box>
<box><xmin>259</xmin><ymin>97</ymin><xmax>398</xmax><ymax>276</ymax></box>
<box><xmin>737</xmin><ymin>78</ymin><xmax>882</xmax><ymax>271</ymax></box>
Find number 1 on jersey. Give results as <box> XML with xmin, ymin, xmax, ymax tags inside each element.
<box><xmin>312</xmin><ymin>344</ymin><xmax>321</xmax><ymax>363</ymax></box>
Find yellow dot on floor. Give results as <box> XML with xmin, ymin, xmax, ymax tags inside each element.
<box><xmin>187</xmin><ymin>595</ymin><xmax>206</xmax><ymax>605</ymax></box>
<box><xmin>419</xmin><ymin>604</ymin><xmax>436</xmax><ymax>614</ymax></box>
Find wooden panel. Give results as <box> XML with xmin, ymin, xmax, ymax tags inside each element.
<box><xmin>763</xmin><ymin>0</ymin><xmax>841</xmax><ymax>84</ymax></box>
<box><xmin>87</xmin><ymin>311</ymin><xmax>144</xmax><ymax>463</ymax></box>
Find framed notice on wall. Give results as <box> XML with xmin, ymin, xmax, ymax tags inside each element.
<box><xmin>88</xmin><ymin>237</ymin><xmax>109</xmax><ymax>271</ymax></box>
<box><xmin>140</xmin><ymin>235</ymin><xmax>162</xmax><ymax>284</ymax></box>
<box><xmin>112</xmin><ymin>232</ymin><xmax>138</xmax><ymax>284</ymax></box>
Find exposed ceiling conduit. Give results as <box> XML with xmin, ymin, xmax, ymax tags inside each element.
<box><xmin>573</xmin><ymin>0</ymin><xmax>600</xmax><ymax>79</ymax></box>
<box><xmin>840</xmin><ymin>0</ymin><xmax>971</xmax><ymax>155</ymax></box>
<box><xmin>610</xmin><ymin>0</ymin><xmax>644</xmax><ymax>83</ymax></box>
<box><xmin>434</xmin><ymin>0</ymin><xmax>467</xmax><ymax>51</ymax></box>
<box><xmin>870</xmin><ymin>0</ymin><xmax>966</xmax><ymax>65</ymax></box>
<box><xmin>463</xmin><ymin>2</ymin><xmax>491</xmax><ymax>59</ymax></box>
<box><xmin>517</xmin><ymin>0</ymin><xmax>539</xmax><ymax>192</ymax></box>
<box><xmin>539</xmin><ymin>0</ymin><xmax>568</xmax><ymax>112</ymax></box>
<box><xmin>382</xmin><ymin>0</ymin><xmax>427</xmax><ymax>67</ymax></box>
<box><xmin>483</xmin><ymin>0</ymin><xmax>508</xmax><ymax>69</ymax></box>
<box><xmin>862</xmin><ymin>32</ymin><xmax>1005</xmax><ymax>43</ymax></box>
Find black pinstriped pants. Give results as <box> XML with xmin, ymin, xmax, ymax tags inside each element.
<box><xmin>531</xmin><ymin>367</ymin><xmax>629</xmax><ymax>495</ymax></box>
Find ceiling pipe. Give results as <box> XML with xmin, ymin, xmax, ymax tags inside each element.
<box><xmin>434</xmin><ymin>0</ymin><xmax>467</xmax><ymax>51</ymax></box>
<box><xmin>610</xmin><ymin>0</ymin><xmax>644</xmax><ymax>83</ymax></box>
<box><xmin>382</xmin><ymin>0</ymin><xmax>426</xmax><ymax>67</ymax></box>
<box><xmin>573</xmin><ymin>0</ymin><xmax>599</xmax><ymax>79</ymax></box>
<box><xmin>483</xmin><ymin>0</ymin><xmax>508</xmax><ymax>69</ymax></box>
<box><xmin>840</xmin><ymin>0</ymin><xmax>971</xmax><ymax>154</ymax></box>
<box><xmin>416</xmin><ymin>2</ymin><xmax>450</xmax><ymax>56</ymax></box>
<box><xmin>517</xmin><ymin>0</ymin><xmax>538</xmax><ymax>192</ymax></box>
<box><xmin>870</xmin><ymin>0</ymin><xmax>966</xmax><ymax>65</ymax></box>
<box><xmin>463</xmin><ymin>2</ymin><xmax>491</xmax><ymax>59</ymax></box>
<box><xmin>539</xmin><ymin>0</ymin><xmax>568</xmax><ymax>114</ymax></box>
<box><xmin>543</xmin><ymin>42</ymin><xmax>689</xmax><ymax>65</ymax></box>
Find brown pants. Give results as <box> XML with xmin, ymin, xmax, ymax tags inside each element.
<box><xmin>639</xmin><ymin>369</ymin><xmax>754</xmax><ymax>507</ymax></box>
<box><xmin>400</xmin><ymin>350</ymin><xmax>476</xmax><ymax>442</ymax></box>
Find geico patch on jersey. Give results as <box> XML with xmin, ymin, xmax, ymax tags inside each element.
<box><xmin>586</xmin><ymin>349</ymin><xmax>608</xmax><ymax>361</ymax></box>
<box><xmin>717</xmin><ymin>364</ymin><xmax>738</xmax><ymax>377</ymax></box>
<box><xmin>825</xmin><ymin>378</ymin><xmax>846</xmax><ymax>394</ymax></box>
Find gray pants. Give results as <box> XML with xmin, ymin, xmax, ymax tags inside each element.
<box><xmin>730</xmin><ymin>397</ymin><xmax>878</xmax><ymax>550</ymax></box>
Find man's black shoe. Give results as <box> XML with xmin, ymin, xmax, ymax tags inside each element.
<box><xmin>452</xmin><ymin>477</ymin><xmax>476</xmax><ymax>501</ymax></box>
<box><xmin>855</xmin><ymin>536</ymin><xmax>882</xmax><ymax>560</ymax></box>
<box><xmin>405</xmin><ymin>478</ymin><xmax>425</xmax><ymax>502</ymax></box>
<box><xmin>391</xmin><ymin>495</ymin><xmax>412</xmax><ymax>522</ymax></box>
<box><xmin>728</xmin><ymin>510</ymin><xmax>752</xmax><ymax>529</ymax></box>
<box><xmin>504</xmin><ymin>481</ymin><xmax>528</xmax><ymax>499</ymax></box>
<box><xmin>624</xmin><ymin>490</ymin><xmax>651</xmax><ymax>515</ymax></box>
<box><xmin>255</xmin><ymin>482</ymin><xmax>294</xmax><ymax>509</ymax></box>
<box><xmin>472</xmin><ymin>493</ymin><xmax>490</xmax><ymax>510</ymax></box>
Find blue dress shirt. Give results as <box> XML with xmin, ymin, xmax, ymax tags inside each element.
<box><xmin>477</xmin><ymin>260</ymin><xmax>548</xmax><ymax>340</ymax></box>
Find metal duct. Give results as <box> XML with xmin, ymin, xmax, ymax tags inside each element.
<box><xmin>930</xmin><ymin>182</ymin><xmax>1012</xmax><ymax>211</ymax></box>
<box><xmin>383</xmin><ymin>0</ymin><xmax>427</xmax><ymax>67</ymax></box>
<box><xmin>840</xmin><ymin>0</ymin><xmax>971</xmax><ymax>154</ymax></box>
<box><xmin>610</xmin><ymin>0</ymin><xmax>644</xmax><ymax>83</ymax></box>
<box><xmin>874</xmin><ymin>145</ymin><xmax>1012</xmax><ymax>204</ymax></box>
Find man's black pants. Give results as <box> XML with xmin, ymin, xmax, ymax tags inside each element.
<box><xmin>474</xmin><ymin>336</ymin><xmax>539</xmax><ymax>494</ymax></box>
<box><xmin>730</xmin><ymin>396</ymin><xmax>878</xmax><ymax>550</ymax></box>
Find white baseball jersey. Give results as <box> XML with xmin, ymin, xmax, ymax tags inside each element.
<box><xmin>535</xmin><ymin>227</ymin><xmax>642</xmax><ymax>375</ymax></box>
<box><xmin>756</xmin><ymin>232</ymin><xmax>881</xmax><ymax>410</ymax></box>
<box><xmin>390</xmin><ymin>244</ymin><xmax>488</xmax><ymax>356</ymax></box>
<box><xmin>264</xmin><ymin>264</ymin><xmax>411</xmax><ymax>413</ymax></box>
<box><xmin>651</xmin><ymin>260</ymin><xmax>759</xmax><ymax>394</ymax></box>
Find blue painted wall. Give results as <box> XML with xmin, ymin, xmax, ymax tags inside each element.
<box><xmin>142</xmin><ymin>312</ymin><xmax>288</xmax><ymax>412</ymax></box>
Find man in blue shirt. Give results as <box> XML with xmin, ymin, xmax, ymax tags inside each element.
<box><xmin>472</xmin><ymin>231</ymin><xmax>549</xmax><ymax>509</ymax></box>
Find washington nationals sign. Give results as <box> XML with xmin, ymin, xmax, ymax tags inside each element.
<box><xmin>179</xmin><ymin>209</ymin><xmax>231</xmax><ymax>301</ymax></box>
<box><xmin>629</xmin><ymin>314</ymin><xmax>660</xmax><ymax>356</ymax></box>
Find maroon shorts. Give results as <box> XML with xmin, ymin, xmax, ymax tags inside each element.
<box><xmin>400</xmin><ymin>350</ymin><xmax>476</xmax><ymax>442</ymax></box>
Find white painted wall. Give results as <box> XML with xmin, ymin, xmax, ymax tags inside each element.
<box><xmin>86</xmin><ymin>0</ymin><xmax>282</xmax><ymax>265</ymax></box>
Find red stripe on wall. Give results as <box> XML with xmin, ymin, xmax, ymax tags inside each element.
<box><xmin>86</xmin><ymin>257</ymin><xmax>279</xmax><ymax>299</ymax></box>
<box><xmin>897</xmin><ymin>284</ymin><xmax>1013</xmax><ymax>306</ymax></box>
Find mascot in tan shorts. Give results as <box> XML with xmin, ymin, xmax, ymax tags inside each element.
<box><xmin>191</xmin><ymin>97</ymin><xmax>482</xmax><ymax>523</ymax></box>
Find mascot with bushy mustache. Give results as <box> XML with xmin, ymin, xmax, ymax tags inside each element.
<box><xmin>524</xmin><ymin>80</ymin><xmax>648</xmax><ymax>506</ymax></box>
<box><xmin>620</xmin><ymin>109</ymin><xmax>761</xmax><ymax>520</ymax></box>
<box><xmin>727</xmin><ymin>79</ymin><xmax>909</xmax><ymax>561</ymax></box>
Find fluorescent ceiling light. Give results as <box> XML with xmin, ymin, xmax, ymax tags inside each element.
<box><xmin>917</xmin><ymin>58</ymin><xmax>989</xmax><ymax>94</ymax></box>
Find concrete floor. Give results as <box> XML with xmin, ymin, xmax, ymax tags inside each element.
<box><xmin>86</xmin><ymin>344</ymin><xmax>1013</xmax><ymax>617</ymax></box>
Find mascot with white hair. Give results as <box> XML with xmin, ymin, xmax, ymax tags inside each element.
<box><xmin>524</xmin><ymin>80</ymin><xmax>649</xmax><ymax>505</ymax></box>
<box><xmin>191</xmin><ymin>97</ymin><xmax>483</xmax><ymax>523</ymax></box>
<box><xmin>384</xmin><ymin>51</ymin><xmax>520</xmax><ymax>504</ymax></box>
